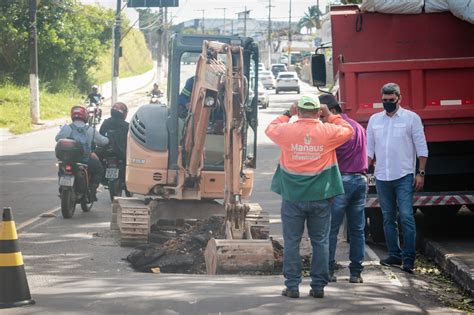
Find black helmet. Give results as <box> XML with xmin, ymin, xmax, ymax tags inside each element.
<box><xmin>111</xmin><ymin>102</ymin><xmax>128</xmax><ymax>120</ymax></box>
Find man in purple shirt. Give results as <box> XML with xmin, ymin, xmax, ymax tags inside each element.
<box><xmin>319</xmin><ymin>94</ymin><xmax>368</xmax><ymax>284</ymax></box>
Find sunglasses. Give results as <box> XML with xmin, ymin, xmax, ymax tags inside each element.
<box><xmin>382</xmin><ymin>98</ymin><xmax>398</xmax><ymax>102</ymax></box>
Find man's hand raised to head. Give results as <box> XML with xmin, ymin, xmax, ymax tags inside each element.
<box><xmin>320</xmin><ymin>104</ymin><xmax>333</xmax><ymax>119</ymax></box>
<box><xmin>289</xmin><ymin>102</ymin><xmax>298</xmax><ymax>116</ymax></box>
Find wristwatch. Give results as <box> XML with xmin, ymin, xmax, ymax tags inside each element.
<box><xmin>417</xmin><ymin>170</ymin><xmax>425</xmax><ymax>177</ymax></box>
<box><xmin>282</xmin><ymin>110</ymin><xmax>292</xmax><ymax>118</ymax></box>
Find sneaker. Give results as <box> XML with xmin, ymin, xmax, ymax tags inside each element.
<box><xmin>380</xmin><ymin>256</ymin><xmax>402</xmax><ymax>267</ymax></box>
<box><xmin>281</xmin><ymin>288</ymin><xmax>299</xmax><ymax>298</ymax></box>
<box><xmin>329</xmin><ymin>271</ymin><xmax>337</xmax><ymax>282</ymax></box>
<box><xmin>349</xmin><ymin>275</ymin><xmax>364</xmax><ymax>283</ymax></box>
<box><xmin>402</xmin><ymin>264</ymin><xmax>414</xmax><ymax>274</ymax></box>
<box><xmin>309</xmin><ymin>288</ymin><xmax>324</xmax><ymax>298</ymax></box>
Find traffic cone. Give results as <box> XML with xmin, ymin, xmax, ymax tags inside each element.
<box><xmin>0</xmin><ymin>207</ymin><xmax>35</xmax><ymax>308</ymax></box>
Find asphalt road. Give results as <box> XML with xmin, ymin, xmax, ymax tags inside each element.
<box><xmin>1</xmin><ymin>78</ymin><xmax>465</xmax><ymax>314</ymax></box>
<box><xmin>0</xmin><ymin>88</ymin><xmax>149</xmax><ymax>227</ymax></box>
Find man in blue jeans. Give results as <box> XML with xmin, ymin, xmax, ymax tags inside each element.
<box><xmin>367</xmin><ymin>83</ymin><xmax>428</xmax><ymax>273</ymax></box>
<box><xmin>266</xmin><ymin>96</ymin><xmax>354</xmax><ymax>299</ymax></box>
<box><xmin>319</xmin><ymin>94</ymin><xmax>368</xmax><ymax>284</ymax></box>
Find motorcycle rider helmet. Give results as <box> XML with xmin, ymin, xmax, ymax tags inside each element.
<box><xmin>71</xmin><ymin>105</ymin><xmax>88</xmax><ymax>122</ymax></box>
<box><xmin>111</xmin><ymin>102</ymin><xmax>128</xmax><ymax>120</ymax></box>
<box><xmin>92</xmin><ymin>84</ymin><xmax>99</xmax><ymax>91</ymax></box>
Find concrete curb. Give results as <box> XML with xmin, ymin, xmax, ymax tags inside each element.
<box><xmin>424</xmin><ymin>239</ymin><xmax>474</xmax><ymax>297</ymax></box>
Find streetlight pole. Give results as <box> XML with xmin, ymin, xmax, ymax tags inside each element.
<box><xmin>287</xmin><ymin>0</ymin><xmax>292</xmax><ymax>70</ymax></box>
<box><xmin>267</xmin><ymin>0</ymin><xmax>274</xmax><ymax>68</ymax></box>
<box><xmin>216</xmin><ymin>8</ymin><xmax>227</xmax><ymax>35</ymax></box>
<box><xmin>196</xmin><ymin>9</ymin><xmax>205</xmax><ymax>34</ymax></box>
<box><xmin>112</xmin><ymin>0</ymin><xmax>121</xmax><ymax>105</ymax></box>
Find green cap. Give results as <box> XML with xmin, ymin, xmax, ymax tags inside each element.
<box><xmin>297</xmin><ymin>95</ymin><xmax>320</xmax><ymax>110</ymax></box>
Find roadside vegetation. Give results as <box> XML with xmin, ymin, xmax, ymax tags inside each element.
<box><xmin>0</xmin><ymin>0</ymin><xmax>152</xmax><ymax>134</ymax></box>
<box><xmin>0</xmin><ymin>83</ymin><xmax>80</xmax><ymax>134</ymax></box>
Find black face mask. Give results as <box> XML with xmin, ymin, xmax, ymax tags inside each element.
<box><xmin>383</xmin><ymin>100</ymin><xmax>398</xmax><ymax>113</ymax></box>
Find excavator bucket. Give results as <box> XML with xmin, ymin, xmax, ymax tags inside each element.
<box><xmin>205</xmin><ymin>239</ymin><xmax>274</xmax><ymax>275</ymax></box>
<box><xmin>204</xmin><ymin>204</ymin><xmax>274</xmax><ymax>275</ymax></box>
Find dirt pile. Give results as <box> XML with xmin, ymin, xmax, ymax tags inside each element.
<box><xmin>125</xmin><ymin>216</ymin><xmax>310</xmax><ymax>274</ymax></box>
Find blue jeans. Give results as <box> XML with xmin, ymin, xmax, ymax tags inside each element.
<box><xmin>375</xmin><ymin>174</ymin><xmax>416</xmax><ymax>265</ymax></box>
<box><xmin>281</xmin><ymin>199</ymin><xmax>331</xmax><ymax>291</ymax></box>
<box><xmin>329</xmin><ymin>174</ymin><xmax>367</xmax><ymax>276</ymax></box>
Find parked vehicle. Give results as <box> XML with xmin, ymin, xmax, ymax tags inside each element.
<box><xmin>275</xmin><ymin>71</ymin><xmax>300</xmax><ymax>94</ymax></box>
<box><xmin>257</xmin><ymin>81</ymin><xmax>269</xmax><ymax>109</ymax></box>
<box><xmin>311</xmin><ymin>5</ymin><xmax>474</xmax><ymax>242</ymax></box>
<box><xmin>55</xmin><ymin>139</ymin><xmax>94</xmax><ymax>218</ymax></box>
<box><xmin>271</xmin><ymin>63</ymin><xmax>287</xmax><ymax>78</ymax></box>
<box><xmin>259</xmin><ymin>71</ymin><xmax>275</xmax><ymax>89</ymax></box>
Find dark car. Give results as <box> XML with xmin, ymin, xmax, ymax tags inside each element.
<box><xmin>271</xmin><ymin>63</ymin><xmax>288</xmax><ymax>78</ymax></box>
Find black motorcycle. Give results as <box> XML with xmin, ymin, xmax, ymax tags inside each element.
<box><xmin>55</xmin><ymin>139</ymin><xmax>94</xmax><ymax>218</ymax></box>
<box><xmin>97</xmin><ymin>131</ymin><xmax>131</xmax><ymax>202</ymax></box>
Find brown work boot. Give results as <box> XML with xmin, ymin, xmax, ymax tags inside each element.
<box><xmin>281</xmin><ymin>288</ymin><xmax>299</xmax><ymax>298</ymax></box>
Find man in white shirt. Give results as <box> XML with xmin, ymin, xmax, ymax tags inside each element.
<box><xmin>367</xmin><ymin>83</ymin><xmax>428</xmax><ymax>273</ymax></box>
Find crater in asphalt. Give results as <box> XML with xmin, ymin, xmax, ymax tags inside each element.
<box><xmin>125</xmin><ymin>216</ymin><xmax>310</xmax><ymax>274</ymax></box>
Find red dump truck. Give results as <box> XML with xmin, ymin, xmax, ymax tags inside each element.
<box><xmin>312</xmin><ymin>5</ymin><xmax>474</xmax><ymax>241</ymax></box>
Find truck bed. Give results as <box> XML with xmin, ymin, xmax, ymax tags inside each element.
<box><xmin>331</xmin><ymin>6</ymin><xmax>474</xmax><ymax>142</ymax></box>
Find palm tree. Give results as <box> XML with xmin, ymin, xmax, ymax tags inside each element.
<box><xmin>298</xmin><ymin>4</ymin><xmax>323</xmax><ymax>34</ymax></box>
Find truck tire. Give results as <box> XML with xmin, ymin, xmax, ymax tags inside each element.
<box><xmin>367</xmin><ymin>208</ymin><xmax>385</xmax><ymax>243</ymax></box>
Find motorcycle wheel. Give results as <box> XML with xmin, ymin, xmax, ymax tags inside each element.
<box><xmin>60</xmin><ymin>189</ymin><xmax>76</xmax><ymax>219</ymax></box>
<box><xmin>81</xmin><ymin>198</ymin><xmax>93</xmax><ymax>212</ymax></box>
<box><xmin>108</xmin><ymin>179</ymin><xmax>123</xmax><ymax>202</ymax></box>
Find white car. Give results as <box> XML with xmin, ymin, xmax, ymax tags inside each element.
<box><xmin>257</xmin><ymin>81</ymin><xmax>269</xmax><ymax>109</ymax></box>
<box><xmin>275</xmin><ymin>71</ymin><xmax>300</xmax><ymax>94</ymax></box>
<box><xmin>259</xmin><ymin>71</ymin><xmax>275</xmax><ymax>89</ymax></box>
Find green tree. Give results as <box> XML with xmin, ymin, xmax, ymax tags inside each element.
<box><xmin>298</xmin><ymin>5</ymin><xmax>323</xmax><ymax>34</ymax></box>
<box><xmin>0</xmin><ymin>0</ymin><xmax>115</xmax><ymax>91</ymax></box>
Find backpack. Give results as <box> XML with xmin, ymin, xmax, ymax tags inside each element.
<box><xmin>69</xmin><ymin>124</ymin><xmax>91</xmax><ymax>161</ymax></box>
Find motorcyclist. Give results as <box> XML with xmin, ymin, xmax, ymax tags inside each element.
<box><xmin>55</xmin><ymin>105</ymin><xmax>109</xmax><ymax>201</ymax></box>
<box><xmin>150</xmin><ymin>83</ymin><xmax>163</xmax><ymax>97</ymax></box>
<box><xmin>99</xmin><ymin>102</ymin><xmax>129</xmax><ymax>159</ymax></box>
<box><xmin>87</xmin><ymin>85</ymin><xmax>104</xmax><ymax>105</ymax></box>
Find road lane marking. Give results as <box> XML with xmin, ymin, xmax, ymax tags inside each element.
<box><xmin>16</xmin><ymin>206</ymin><xmax>60</xmax><ymax>232</ymax></box>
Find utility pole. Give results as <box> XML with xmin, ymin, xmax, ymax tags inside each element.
<box><xmin>266</xmin><ymin>0</ymin><xmax>275</xmax><ymax>68</ymax></box>
<box><xmin>28</xmin><ymin>0</ymin><xmax>40</xmax><ymax>124</ymax></box>
<box><xmin>112</xmin><ymin>0</ymin><xmax>121</xmax><ymax>105</ymax></box>
<box><xmin>287</xmin><ymin>0</ymin><xmax>292</xmax><ymax>70</ymax></box>
<box><xmin>157</xmin><ymin>7</ymin><xmax>164</xmax><ymax>85</ymax></box>
<box><xmin>244</xmin><ymin>6</ymin><xmax>247</xmax><ymax>36</ymax></box>
<box><xmin>215</xmin><ymin>8</ymin><xmax>227</xmax><ymax>35</ymax></box>
<box><xmin>196</xmin><ymin>9</ymin><xmax>205</xmax><ymax>34</ymax></box>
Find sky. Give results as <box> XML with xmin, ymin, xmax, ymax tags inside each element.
<box><xmin>81</xmin><ymin>0</ymin><xmax>331</xmax><ymax>24</ymax></box>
